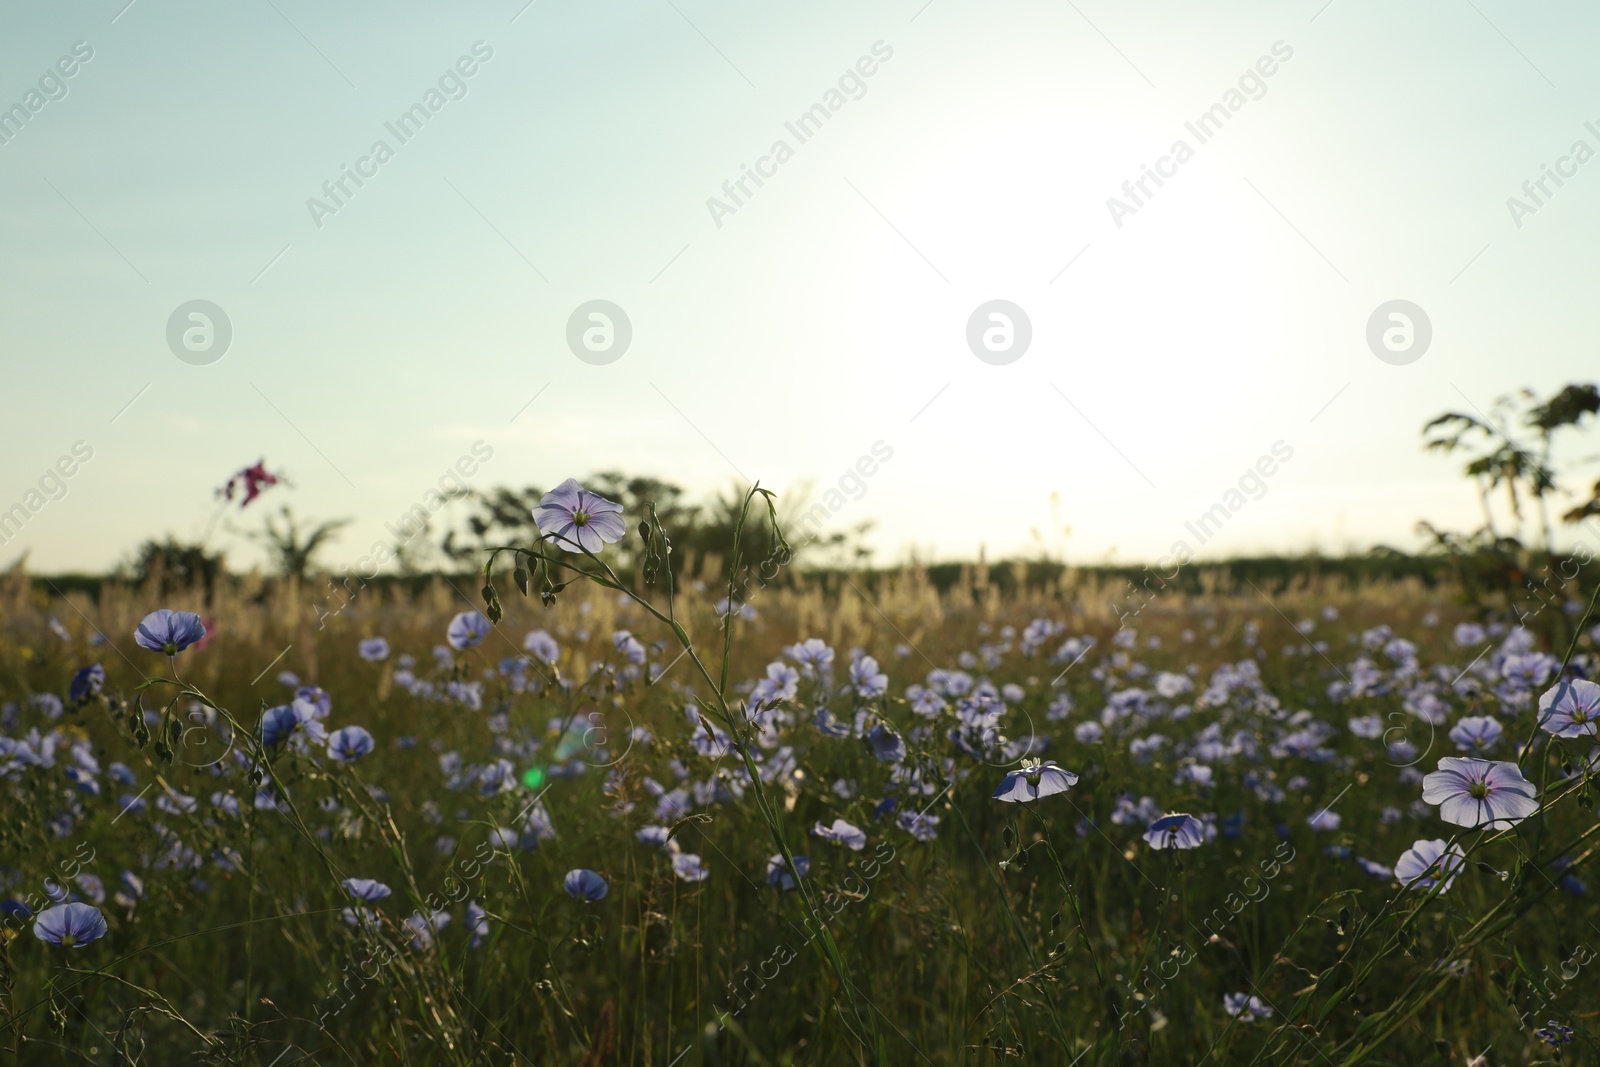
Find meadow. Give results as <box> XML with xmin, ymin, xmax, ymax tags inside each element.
<box><xmin>1</xmin><ymin>484</ymin><xmax>1597</xmax><ymax>1066</ymax></box>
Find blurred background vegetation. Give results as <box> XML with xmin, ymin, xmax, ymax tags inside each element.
<box><xmin>18</xmin><ymin>382</ymin><xmax>1600</xmax><ymax>650</ymax></box>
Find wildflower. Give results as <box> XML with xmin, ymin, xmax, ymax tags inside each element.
<box><xmin>1347</xmin><ymin>714</ymin><xmax>1383</xmax><ymax>739</ymax></box>
<box><xmin>1535</xmin><ymin>1021</ymin><xmax>1573</xmax><ymax>1048</ymax></box>
<box><xmin>1537</xmin><ymin>679</ymin><xmax>1600</xmax><ymax>738</ymax></box>
<box><xmin>1387</xmin><ymin>739</ymin><xmax>1418</xmax><ymax>765</ymax></box>
<box><xmin>1356</xmin><ymin>857</ymin><xmax>1392</xmax><ymax>879</ymax></box>
<box><xmin>1154</xmin><ymin>671</ymin><xmax>1191</xmax><ymax>698</ymax></box>
<box><xmin>532</xmin><ymin>479</ymin><xmax>626</xmax><ymax>553</ymax></box>
<box><xmin>156</xmin><ymin>790</ymin><xmax>198</xmax><ymax>815</ymax></box>
<box><xmin>217</xmin><ymin>459</ymin><xmax>281</xmax><ymax>508</ymax></box>
<box><xmin>1143</xmin><ymin>813</ymin><xmax>1206</xmax><ymax>850</ymax></box>
<box><xmin>765</xmin><ymin>854</ymin><xmax>810</xmax><ymax>890</ymax></box>
<box><xmin>62</xmin><ymin>762</ymin><xmax>98</xmax><ymax>795</ymax></box>
<box><xmin>446</xmin><ymin>612</ymin><xmax>490</xmax><ymax>651</ymax></box>
<box><xmin>611</xmin><ymin>630</ymin><xmax>646</xmax><ymax>667</ymax></box>
<box><xmin>812</xmin><ymin>818</ymin><xmax>867</xmax><ymax>851</ymax></box>
<box><xmin>32</xmin><ymin>902</ymin><xmax>107</xmax><ymax>948</ymax></box>
<box><xmin>342</xmin><ymin>906</ymin><xmax>381</xmax><ymax>930</ymax></box>
<box><xmin>404</xmin><ymin>910</ymin><xmax>450</xmax><ymax>951</ymax></box>
<box><xmin>1223</xmin><ymin>993</ymin><xmax>1272</xmax><ymax>1022</ymax></box>
<box><xmin>1448</xmin><ymin>716</ymin><xmax>1503</xmax><ymax>752</ymax></box>
<box><xmin>867</xmin><ymin>723</ymin><xmax>907</xmax><ymax>763</ymax></box>
<box><xmin>1420</xmin><ymin>757</ymin><xmax>1538</xmax><ymax>829</ymax></box>
<box><xmin>1394</xmin><ymin>838</ymin><xmax>1465</xmax><ymax>893</ymax></box>
<box><xmin>672</xmin><ymin>852</ymin><xmax>710</xmax><ymax>882</ymax></box>
<box><xmin>1306</xmin><ymin>808</ymin><xmax>1341</xmax><ymax>831</ymax></box>
<box><xmin>524</xmin><ymin>629</ymin><xmax>561</xmax><ymax>664</ymax></box>
<box><xmin>1550</xmin><ymin>856</ymin><xmax>1587</xmax><ymax>896</ymax></box>
<box><xmin>466</xmin><ymin>901</ymin><xmax>488</xmax><ymax>948</ymax></box>
<box><xmin>260</xmin><ymin>703</ymin><xmax>327</xmax><ymax>748</ymax></box>
<box><xmin>72</xmin><ymin>874</ymin><xmax>105</xmax><ymax>905</ymax></box>
<box><xmin>788</xmin><ymin>638</ymin><xmax>835</xmax><ymax>674</ymax></box>
<box><xmin>993</xmin><ymin>758</ymin><xmax>1079</xmax><ymax>803</ymax></box>
<box><xmin>851</xmin><ymin>656</ymin><xmax>888</xmax><ymax>698</ymax></box>
<box><xmin>327</xmin><ymin>726</ymin><xmax>375</xmax><ymax>763</ymax></box>
<box><xmin>655</xmin><ymin>788</ymin><xmax>692</xmax><ymax>823</ymax></box>
<box><xmin>357</xmin><ymin>637</ymin><xmax>389</xmax><ymax>661</ymax></box>
<box><xmin>563</xmin><ymin>869</ymin><xmax>609</xmax><ymax>902</ymax></box>
<box><xmin>341</xmin><ymin>878</ymin><xmax>391</xmax><ymax>902</ymax></box>
<box><xmin>636</xmin><ymin>825</ymin><xmax>673</xmax><ymax>849</ymax></box>
<box><xmin>69</xmin><ymin>664</ymin><xmax>105</xmax><ymax>704</ymax></box>
<box><xmin>134</xmin><ymin>610</ymin><xmax>206</xmax><ymax>656</ymax></box>
<box><xmin>288</xmin><ymin>688</ymin><xmax>329</xmax><ymax>720</ymax></box>
<box><xmin>897</xmin><ymin>810</ymin><xmax>940</xmax><ymax>841</ymax></box>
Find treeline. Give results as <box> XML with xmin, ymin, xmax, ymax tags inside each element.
<box><xmin>26</xmin><ymin>548</ymin><xmax>1574</xmax><ymax>600</ymax></box>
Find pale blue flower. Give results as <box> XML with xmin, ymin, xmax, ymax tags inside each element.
<box><xmin>33</xmin><ymin>902</ymin><xmax>107</xmax><ymax>948</ymax></box>
<box><xmin>993</xmin><ymin>759</ymin><xmax>1079</xmax><ymax>803</ymax></box>
<box><xmin>447</xmin><ymin>612</ymin><xmax>491</xmax><ymax>651</ymax></box>
<box><xmin>327</xmin><ymin>726</ymin><xmax>375</xmax><ymax>763</ymax></box>
<box><xmin>533</xmin><ymin>479</ymin><xmax>626</xmax><ymax>553</ymax></box>
<box><xmin>134</xmin><ymin>610</ymin><xmax>206</xmax><ymax>656</ymax></box>
<box><xmin>1143</xmin><ymin>813</ymin><xmax>1206</xmax><ymax>850</ymax></box>
<box><xmin>812</xmin><ymin>818</ymin><xmax>866</xmax><ymax>851</ymax></box>
<box><xmin>564</xmin><ymin>869</ymin><xmax>609</xmax><ymax>901</ymax></box>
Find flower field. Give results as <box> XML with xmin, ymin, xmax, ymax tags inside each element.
<box><xmin>1</xmin><ymin>488</ymin><xmax>1597</xmax><ymax>1066</ymax></box>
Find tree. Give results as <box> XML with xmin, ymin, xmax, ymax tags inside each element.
<box><xmin>1418</xmin><ymin>382</ymin><xmax>1599</xmax><ymax>646</ymax></box>
<box><xmin>246</xmin><ymin>505</ymin><xmax>351</xmax><ymax>580</ymax></box>
<box><xmin>442</xmin><ymin>473</ymin><xmax>865</xmax><ymax>578</ymax></box>
<box><xmin>128</xmin><ymin>537</ymin><xmax>227</xmax><ymax>600</ymax></box>
<box><xmin>1422</xmin><ymin>383</ymin><xmax>1597</xmax><ymax>551</ymax></box>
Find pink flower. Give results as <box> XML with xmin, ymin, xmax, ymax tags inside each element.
<box><xmin>217</xmin><ymin>459</ymin><xmax>282</xmax><ymax>508</ymax></box>
<box><xmin>1420</xmin><ymin>757</ymin><xmax>1538</xmax><ymax>829</ymax></box>
<box><xmin>531</xmin><ymin>479</ymin><xmax>626</xmax><ymax>553</ymax></box>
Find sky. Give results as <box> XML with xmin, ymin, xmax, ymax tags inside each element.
<box><xmin>3</xmin><ymin>0</ymin><xmax>1599</xmax><ymax>574</ymax></box>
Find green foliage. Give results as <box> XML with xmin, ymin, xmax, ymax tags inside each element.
<box><xmin>245</xmin><ymin>506</ymin><xmax>352</xmax><ymax>581</ymax></box>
